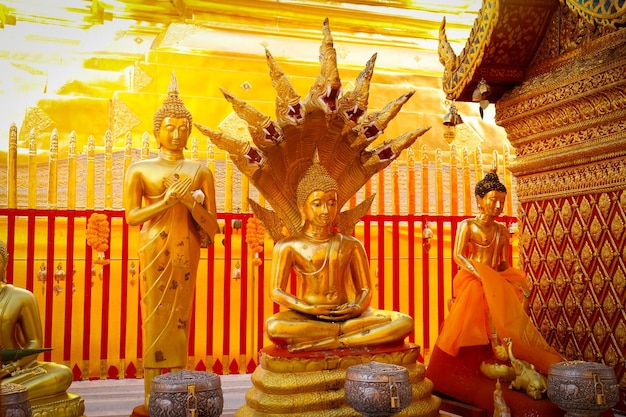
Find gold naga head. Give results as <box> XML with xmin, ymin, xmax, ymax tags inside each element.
<box><xmin>153</xmin><ymin>72</ymin><xmax>193</xmax><ymax>138</ymax></box>
<box><xmin>196</xmin><ymin>18</ymin><xmax>430</xmax><ymax>241</ymax></box>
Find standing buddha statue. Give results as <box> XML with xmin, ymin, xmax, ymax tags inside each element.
<box><xmin>123</xmin><ymin>73</ymin><xmax>219</xmax><ymax>410</ymax></box>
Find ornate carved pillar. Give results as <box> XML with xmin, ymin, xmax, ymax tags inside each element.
<box><xmin>496</xmin><ymin>6</ymin><xmax>626</xmax><ymax>405</ymax></box>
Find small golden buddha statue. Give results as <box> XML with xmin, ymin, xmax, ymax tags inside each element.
<box><xmin>0</xmin><ymin>240</ymin><xmax>74</xmax><ymax>400</ymax></box>
<box><xmin>123</xmin><ymin>73</ymin><xmax>219</xmax><ymax>408</ymax></box>
<box><xmin>435</xmin><ymin>171</ymin><xmax>563</xmax><ymax>375</ymax></box>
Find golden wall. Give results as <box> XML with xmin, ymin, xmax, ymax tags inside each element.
<box><xmin>496</xmin><ymin>5</ymin><xmax>626</xmax><ymax>397</ymax></box>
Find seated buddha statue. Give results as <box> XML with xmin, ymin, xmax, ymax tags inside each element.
<box><xmin>265</xmin><ymin>162</ymin><xmax>414</xmax><ymax>352</ymax></box>
<box><xmin>425</xmin><ymin>172</ymin><xmax>568</xmax><ymax>414</ymax></box>
<box><xmin>0</xmin><ymin>239</ymin><xmax>74</xmax><ymax>400</ymax></box>
<box><xmin>434</xmin><ymin>171</ymin><xmax>563</xmax><ymax>375</ymax></box>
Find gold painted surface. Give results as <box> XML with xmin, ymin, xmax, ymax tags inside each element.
<box><xmin>0</xmin><ymin>0</ymin><xmax>515</xmax><ymax>169</ymax></box>
<box><xmin>260</xmin><ymin>346</ymin><xmax>420</xmax><ymax>374</ymax></box>
<box><xmin>562</xmin><ymin>0</ymin><xmax>626</xmax><ymax>28</ymax></box>
<box><xmin>236</xmin><ymin>349</ymin><xmax>440</xmax><ymax>417</ymax></box>
<box><xmin>495</xmin><ymin>6</ymin><xmax>626</xmax><ymax>391</ymax></box>
<box><xmin>438</xmin><ymin>0</ymin><xmax>557</xmax><ymax>101</ymax></box>
<box><xmin>499</xmin><ymin>27</ymin><xmax>626</xmax><ymax>201</ymax></box>
<box><xmin>30</xmin><ymin>392</ymin><xmax>85</xmax><ymax>417</ymax></box>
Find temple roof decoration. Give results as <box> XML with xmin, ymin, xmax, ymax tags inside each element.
<box><xmin>562</xmin><ymin>0</ymin><xmax>626</xmax><ymax>29</ymax></box>
<box><xmin>438</xmin><ymin>0</ymin><xmax>558</xmax><ymax>102</ymax></box>
<box><xmin>440</xmin><ymin>0</ymin><xmax>626</xmax><ymax>103</ymax></box>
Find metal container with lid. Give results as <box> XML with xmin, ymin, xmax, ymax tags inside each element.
<box><xmin>1</xmin><ymin>383</ymin><xmax>32</xmax><ymax>417</ymax></box>
<box><xmin>345</xmin><ymin>361</ymin><xmax>412</xmax><ymax>417</ymax></box>
<box><xmin>547</xmin><ymin>360</ymin><xmax>618</xmax><ymax>417</ymax></box>
<box><xmin>148</xmin><ymin>370</ymin><xmax>223</xmax><ymax>417</ymax></box>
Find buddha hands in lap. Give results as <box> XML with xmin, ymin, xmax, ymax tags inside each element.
<box><xmin>265</xmin><ymin>162</ymin><xmax>414</xmax><ymax>352</ymax></box>
<box><xmin>0</xmin><ymin>240</ymin><xmax>73</xmax><ymax>400</ymax></box>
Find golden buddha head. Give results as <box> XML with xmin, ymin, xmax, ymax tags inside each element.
<box><xmin>475</xmin><ymin>172</ymin><xmax>506</xmax><ymax>197</ymax></box>
<box><xmin>475</xmin><ymin>172</ymin><xmax>507</xmax><ymax>216</ymax></box>
<box><xmin>153</xmin><ymin>72</ymin><xmax>193</xmax><ymax>145</ymax></box>
<box><xmin>296</xmin><ymin>161</ymin><xmax>338</xmax><ymax>208</ymax></box>
<box><xmin>296</xmin><ymin>160</ymin><xmax>339</xmax><ymax>227</ymax></box>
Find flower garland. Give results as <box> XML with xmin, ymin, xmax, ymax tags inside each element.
<box><xmin>245</xmin><ymin>216</ymin><xmax>266</xmax><ymax>267</ymax></box>
<box><xmin>86</xmin><ymin>213</ymin><xmax>110</xmax><ymax>265</ymax></box>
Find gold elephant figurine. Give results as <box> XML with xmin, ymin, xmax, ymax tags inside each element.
<box><xmin>505</xmin><ymin>338</ymin><xmax>548</xmax><ymax>399</ymax></box>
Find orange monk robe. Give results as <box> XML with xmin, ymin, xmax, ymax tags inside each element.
<box><xmin>435</xmin><ymin>260</ymin><xmax>563</xmax><ymax>375</ymax></box>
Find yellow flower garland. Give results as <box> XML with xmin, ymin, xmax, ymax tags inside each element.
<box><xmin>245</xmin><ymin>217</ymin><xmax>265</xmax><ymax>267</ymax></box>
<box><xmin>86</xmin><ymin>213</ymin><xmax>110</xmax><ymax>265</ymax></box>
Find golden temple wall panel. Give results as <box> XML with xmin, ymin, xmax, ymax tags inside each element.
<box><xmin>496</xmin><ymin>4</ymin><xmax>626</xmax><ymax>396</ymax></box>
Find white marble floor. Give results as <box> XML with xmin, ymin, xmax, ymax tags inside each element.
<box><xmin>69</xmin><ymin>374</ymin><xmax>252</xmax><ymax>417</ymax></box>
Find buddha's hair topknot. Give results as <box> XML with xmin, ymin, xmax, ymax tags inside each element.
<box><xmin>296</xmin><ymin>163</ymin><xmax>338</xmax><ymax>206</ymax></box>
<box><xmin>153</xmin><ymin>72</ymin><xmax>193</xmax><ymax>136</ymax></box>
<box><xmin>475</xmin><ymin>172</ymin><xmax>506</xmax><ymax>198</ymax></box>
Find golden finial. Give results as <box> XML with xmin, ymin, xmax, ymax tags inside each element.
<box><xmin>492</xmin><ymin>150</ymin><xmax>499</xmax><ymax>173</ymax></box>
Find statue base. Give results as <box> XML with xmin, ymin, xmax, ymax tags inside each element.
<box><xmin>30</xmin><ymin>392</ymin><xmax>85</xmax><ymax>417</ymax></box>
<box><xmin>425</xmin><ymin>344</ymin><xmax>615</xmax><ymax>417</ymax></box>
<box><xmin>235</xmin><ymin>342</ymin><xmax>441</xmax><ymax>417</ymax></box>
<box><xmin>131</xmin><ymin>404</ymin><xmax>149</xmax><ymax>417</ymax></box>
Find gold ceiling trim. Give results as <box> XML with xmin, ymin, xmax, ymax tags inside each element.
<box><xmin>562</xmin><ymin>0</ymin><xmax>626</xmax><ymax>29</ymax></box>
<box><xmin>496</xmin><ymin>31</ymin><xmax>626</xmax><ymax>126</ymax></box>
<box><xmin>438</xmin><ymin>0</ymin><xmax>499</xmax><ymax>100</ymax></box>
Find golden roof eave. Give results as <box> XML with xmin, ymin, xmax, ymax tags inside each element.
<box><xmin>438</xmin><ymin>0</ymin><xmax>558</xmax><ymax>103</ymax></box>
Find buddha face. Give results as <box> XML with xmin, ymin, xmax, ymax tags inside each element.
<box><xmin>157</xmin><ymin>117</ymin><xmax>190</xmax><ymax>150</ymax></box>
<box><xmin>478</xmin><ymin>190</ymin><xmax>506</xmax><ymax>217</ymax></box>
<box><xmin>302</xmin><ymin>190</ymin><xmax>338</xmax><ymax>228</ymax></box>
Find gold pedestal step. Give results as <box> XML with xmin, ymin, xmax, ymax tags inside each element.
<box><xmin>30</xmin><ymin>392</ymin><xmax>85</xmax><ymax>417</ymax></box>
<box><xmin>235</xmin><ymin>344</ymin><xmax>441</xmax><ymax>417</ymax></box>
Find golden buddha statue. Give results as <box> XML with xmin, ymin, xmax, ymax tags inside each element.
<box><xmin>0</xmin><ymin>240</ymin><xmax>74</xmax><ymax>400</ymax></box>
<box><xmin>196</xmin><ymin>19</ymin><xmax>439</xmax><ymax>417</ymax></box>
<box><xmin>434</xmin><ymin>171</ymin><xmax>563</xmax><ymax>375</ymax></box>
<box><xmin>265</xmin><ymin>161</ymin><xmax>414</xmax><ymax>352</ymax></box>
<box><xmin>195</xmin><ymin>19</ymin><xmax>429</xmax><ymax>354</ymax></box>
<box><xmin>122</xmin><ymin>73</ymin><xmax>219</xmax><ymax>408</ymax></box>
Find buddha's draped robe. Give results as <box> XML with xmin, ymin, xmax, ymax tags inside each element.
<box><xmin>436</xmin><ymin>260</ymin><xmax>562</xmax><ymax>375</ymax></box>
<box><xmin>138</xmin><ymin>161</ymin><xmax>202</xmax><ymax>369</ymax></box>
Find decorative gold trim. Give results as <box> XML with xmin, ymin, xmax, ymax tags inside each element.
<box><xmin>438</xmin><ymin>0</ymin><xmax>499</xmax><ymax>100</ymax></box>
<box><xmin>514</xmin><ymin>157</ymin><xmax>626</xmax><ymax>202</ymax></box>
<box><xmin>563</xmin><ymin>0</ymin><xmax>626</xmax><ymax>29</ymax></box>
<box><xmin>30</xmin><ymin>393</ymin><xmax>85</xmax><ymax>417</ymax></box>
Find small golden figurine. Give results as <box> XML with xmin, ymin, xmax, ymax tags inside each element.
<box><xmin>493</xmin><ymin>379</ymin><xmax>511</xmax><ymax>417</ymax></box>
